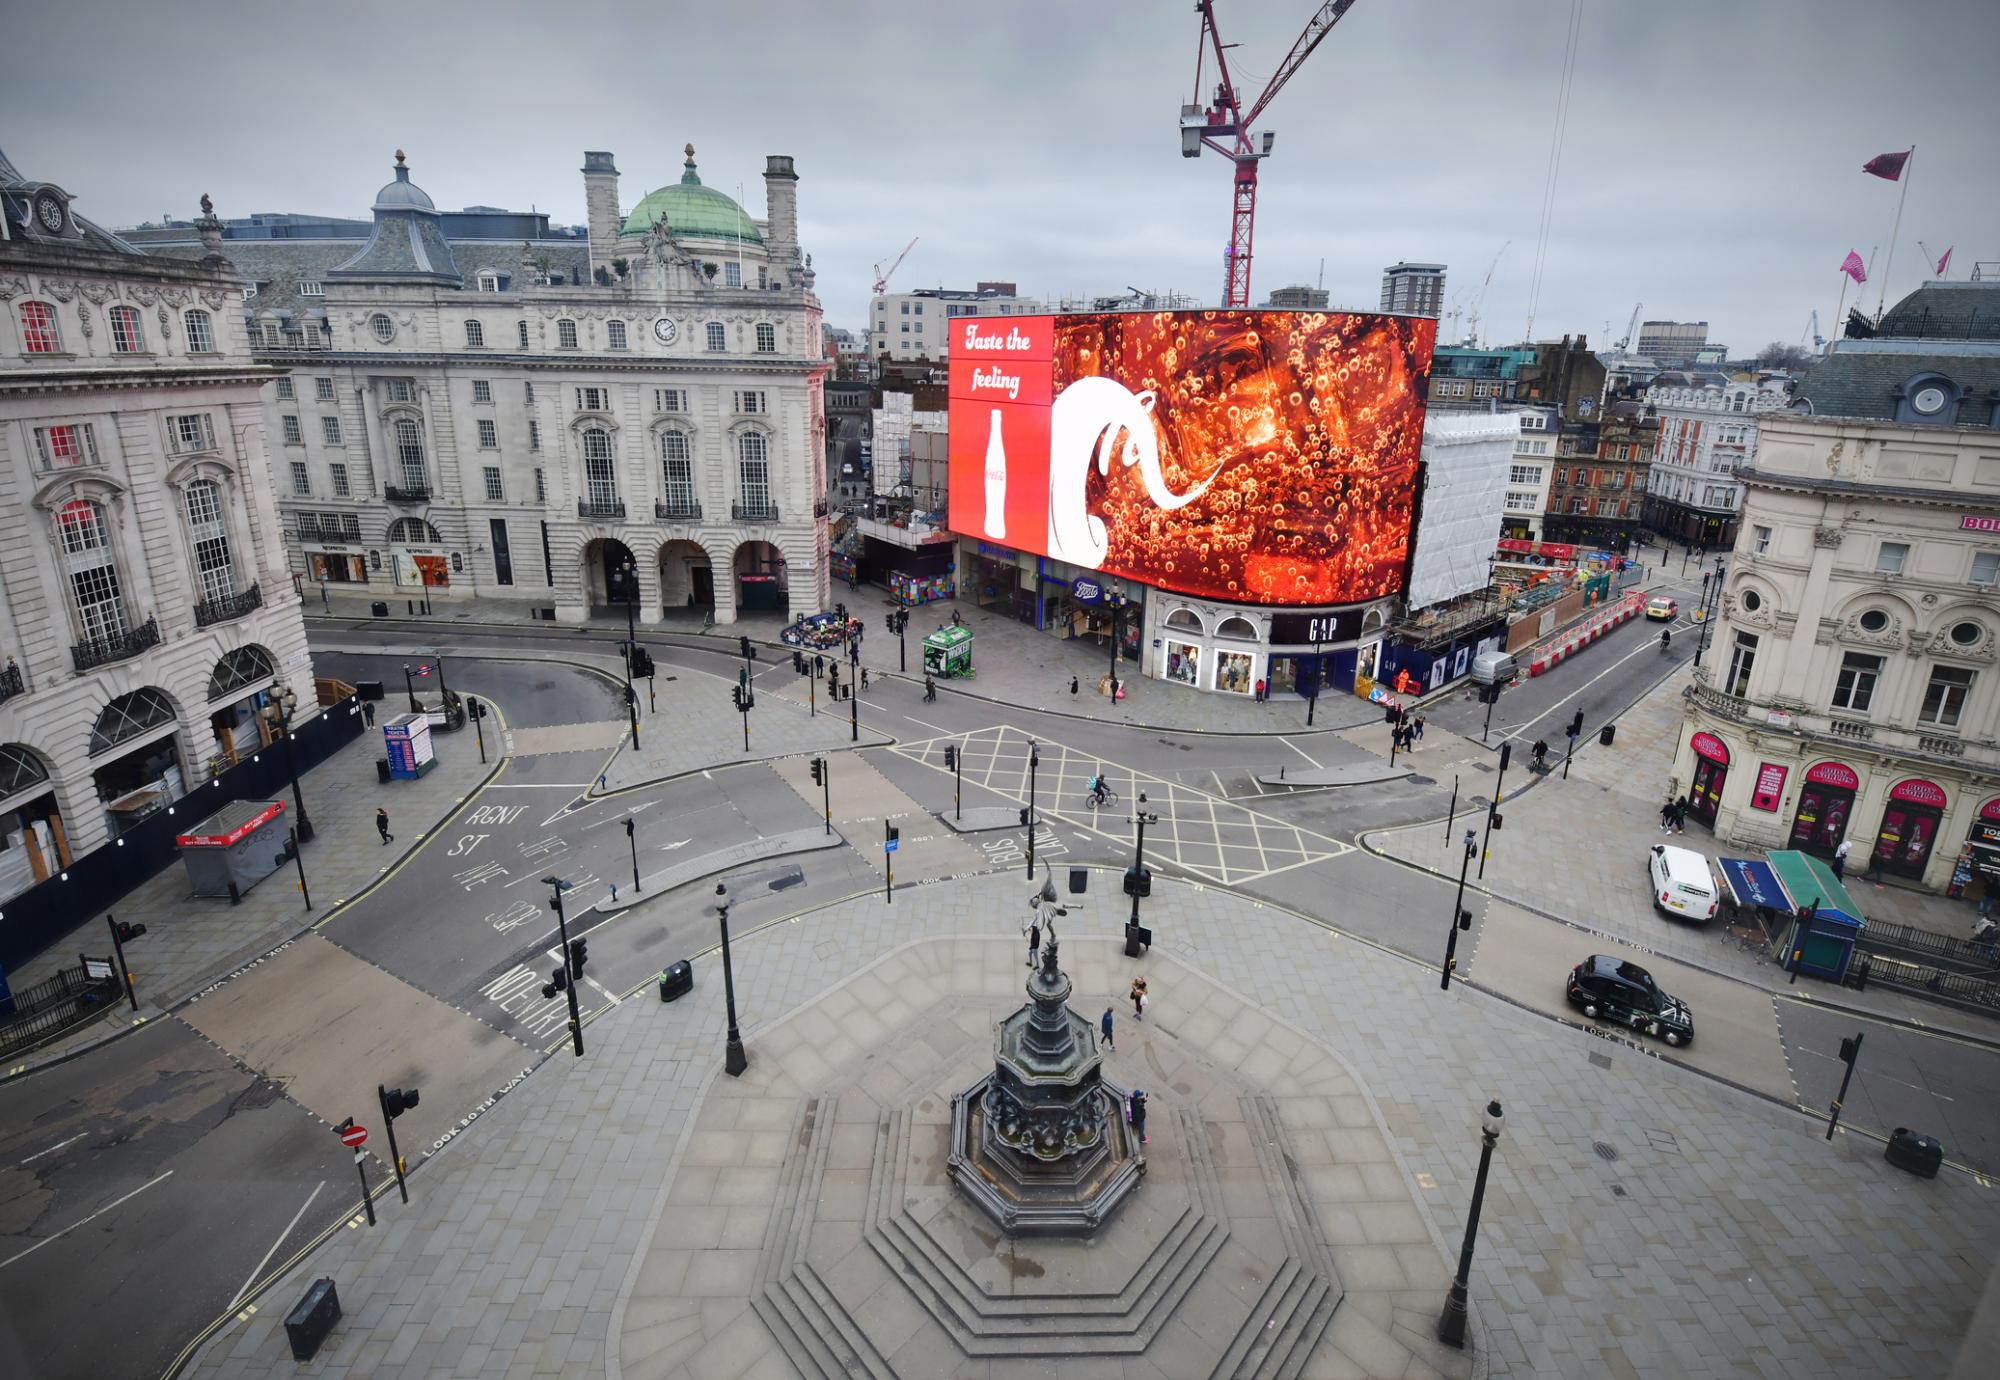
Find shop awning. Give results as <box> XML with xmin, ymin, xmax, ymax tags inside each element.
<box><xmin>1716</xmin><ymin>856</ymin><xmax>1789</xmax><ymax>911</ymax></box>
<box><xmin>1767</xmin><ymin>850</ymin><xmax>1865</xmax><ymax>928</ymax></box>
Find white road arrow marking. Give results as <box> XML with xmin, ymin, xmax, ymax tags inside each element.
<box><xmin>659</xmin><ymin>839</ymin><xmax>691</xmax><ymax>851</ymax></box>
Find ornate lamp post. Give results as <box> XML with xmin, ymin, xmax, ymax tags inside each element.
<box><xmin>1105</xmin><ymin>590</ymin><xmax>1129</xmax><ymax>699</ymax></box>
<box><xmin>717</xmin><ymin>882</ymin><xmax>748</xmax><ymax>1077</ymax></box>
<box><xmin>261</xmin><ymin>680</ymin><xmax>314</xmax><ymax>842</ymax></box>
<box><xmin>1436</xmin><ymin>1099</ymin><xmax>1506</xmax><ymax>1348</ymax></box>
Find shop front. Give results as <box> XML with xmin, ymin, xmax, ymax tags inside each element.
<box><xmin>965</xmin><ymin>539</ymin><xmax>1032</xmax><ymax>622</ymax></box>
<box><xmin>1687</xmin><ymin>731</ymin><xmax>1729</xmax><ymax>830</ymax></box>
<box><xmin>306</xmin><ymin>546</ymin><xmax>369</xmax><ymax>584</ymax></box>
<box><xmin>392</xmin><ymin>545</ymin><xmax>450</xmax><ymax>589</ymax></box>
<box><xmin>1148</xmin><ymin>602</ymin><xmax>1386</xmax><ymax>699</ymax></box>
<box><xmin>1964</xmin><ymin>799</ymin><xmax>2000</xmax><ymax>897</ymax></box>
<box><xmin>1870</xmin><ymin>777</ymin><xmax>1950</xmax><ymax>882</ymax></box>
<box><xmin>1787</xmin><ymin>760</ymin><xmax>1859</xmax><ymax>859</ymax></box>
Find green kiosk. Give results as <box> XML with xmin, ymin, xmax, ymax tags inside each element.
<box><xmin>1767</xmin><ymin>850</ymin><xmax>1867</xmax><ymax>983</ymax></box>
<box><xmin>923</xmin><ymin>625</ymin><xmax>975</xmax><ymax>679</ymax></box>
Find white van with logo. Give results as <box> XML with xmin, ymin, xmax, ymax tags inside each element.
<box><xmin>1649</xmin><ymin>844</ymin><xmax>1717</xmax><ymax>921</ymax></box>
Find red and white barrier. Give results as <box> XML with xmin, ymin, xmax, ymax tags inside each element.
<box><xmin>1525</xmin><ymin>591</ymin><xmax>1645</xmax><ymax>676</ymax></box>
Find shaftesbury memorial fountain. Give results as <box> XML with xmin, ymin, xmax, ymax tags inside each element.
<box><xmin>946</xmin><ymin>910</ymin><xmax>1146</xmax><ymax>1234</ymax></box>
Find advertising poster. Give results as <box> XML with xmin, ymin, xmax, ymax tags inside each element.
<box><xmin>948</xmin><ymin>310</ymin><xmax>1436</xmax><ymax>606</ymax></box>
<box><xmin>1750</xmin><ymin>762</ymin><xmax>1788</xmax><ymax>812</ymax></box>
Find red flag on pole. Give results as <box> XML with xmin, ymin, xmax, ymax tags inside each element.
<box><xmin>1840</xmin><ymin>251</ymin><xmax>1867</xmax><ymax>284</ymax></box>
<box><xmin>1936</xmin><ymin>246</ymin><xmax>1953</xmax><ymax>277</ymax></box>
<box><xmin>1862</xmin><ymin>150</ymin><xmax>1910</xmax><ymax>181</ymax></box>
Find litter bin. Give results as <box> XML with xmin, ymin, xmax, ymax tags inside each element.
<box><xmin>1069</xmin><ymin>867</ymin><xmax>1089</xmax><ymax>895</ymax></box>
<box><xmin>284</xmin><ymin>1277</ymin><xmax>341</xmax><ymax>1360</ymax></box>
<box><xmin>376</xmin><ymin>758</ymin><xmax>391</xmax><ymax>784</ymax></box>
<box><xmin>658</xmin><ymin>960</ymin><xmax>693</xmax><ymax>1002</ymax></box>
<box><xmin>1598</xmin><ymin>723</ymin><xmax>1617</xmax><ymax>747</ymax></box>
<box><xmin>371</xmin><ymin>601</ymin><xmax>389</xmax><ymax>617</ymax></box>
<box><xmin>1885</xmin><ymin>1127</ymin><xmax>1942</xmax><ymax>1179</ymax></box>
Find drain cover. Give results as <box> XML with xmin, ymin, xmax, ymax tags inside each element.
<box><xmin>1611</xmin><ymin>1184</ymin><xmax>1628</xmax><ymax>1197</ymax></box>
<box><xmin>1588</xmin><ymin>1051</ymin><xmax>1613</xmax><ymax>1070</ymax></box>
<box><xmin>1593</xmin><ymin>1141</ymin><xmax>1620</xmax><ymax>1162</ymax></box>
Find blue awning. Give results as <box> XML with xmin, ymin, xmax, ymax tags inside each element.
<box><xmin>1716</xmin><ymin>856</ymin><xmax>1790</xmax><ymax>911</ymax></box>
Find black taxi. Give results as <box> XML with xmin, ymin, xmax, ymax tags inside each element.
<box><xmin>1566</xmin><ymin>955</ymin><xmax>1694</xmax><ymax>1047</ymax></box>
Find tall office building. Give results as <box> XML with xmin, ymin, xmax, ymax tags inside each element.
<box><xmin>1380</xmin><ymin>263</ymin><xmax>1446</xmax><ymax>319</ymax></box>
<box><xmin>1637</xmin><ymin>321</ymin><xmax>1709</xmax><ymax>366</ymax></box>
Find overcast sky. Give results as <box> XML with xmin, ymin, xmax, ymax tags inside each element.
<box><xmin>4</xmin><ymin>0</ymin><xmax>1993</xmax><ymax>354</ymax></box>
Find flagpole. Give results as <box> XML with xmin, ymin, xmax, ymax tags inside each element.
<box><xmin>1831</xmin><ymin>272</ymin><xmax>1849</xmax><ymax>355</ymax></box>
<box><xmin>1875</xmin><ymin>145</ymin><xmax>1914</xmax><ymax>322</ymax></box>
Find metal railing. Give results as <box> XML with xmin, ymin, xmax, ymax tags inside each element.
<box><xmin>383</xmin><ymin>484</ymin><xmax>431</xmax><ymax>504</ymax></box>
<box><xmin>578</xmin><ymin>498</ymin><xmax>627</xmax><ymax>520</ymax></box>
<box><xmin>0</xmin><ymin>659</ymin><xmax>23</xmax><ymax>704</ymax></box>
<box><xmin>1688</xmin><ymin>682</ymin><xmax>1997</xmax><ymax>767</ymax></box>
<box><xmin>654</xmin><ymin>499</ymin><xmax>702</xmax><ymax>521</ymax></box>
<box><xmin>733</xmin><ymin>501</ymin><xmax>780</xmax><ymax>523</ymax></box>
<box><xmin>1845</xmin><ymin>951</ymin><xmax>2000</xmax><ymax>1016</ymax></box>
<box><xmin>71</xmin><ymin>617</ymin><xmax>161</xmax><ymax>673</ymax></box>
<box><xmin>1856</xmin><ymin>917</ymin><xmax>2000</xmax><ymax>971</ymax></box>
<box><xmin>194</xmin><ymin>582</ymin><xmax>263</xmax><ymax>628</ymax></box>
<box><xmin>0</xmin><ymin>960</ymin><xmax>123</xmax><ymax>1059</ymax></box>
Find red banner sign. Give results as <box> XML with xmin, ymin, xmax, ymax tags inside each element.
<box><xmin>1888</xmin><ymin>778</ymin><xmax>1948</xmax><ymax>808</ymax></box>
<box><xmin>1961</xmin><ymin>515</ymin><xmax>2000</xmax><ymax>533</ymax></box>
<box><xmin>947</xmin><ymin>309</ymin><xmax>1436</xmax><ymax>606</ymax></box>
<box><xmin>175</xmin><ymin>800</ymin><xmax>285</xmax><ymax>848</ymax></box>
<box><xmin>1803</xmin><ymin>761</ymin><xmax>1860</xmax><ymax>790</ymax></box>
<box><xmin>1689</xmin><ymin>731</ymin><xmax>1730</xmax><ymax>765</ymax></box>
<box><xmin>1750</xmin><ymin>762</ymin><xmax>1789</xmax><ymax>812</ymax></box>
<box><xmin>1981</xmin><ymin>798</ymin><xmax>2000</xmax><ymax>823</ymax></box>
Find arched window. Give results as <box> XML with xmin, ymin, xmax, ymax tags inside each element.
<box><xmin>582</xmin><ymin>428</ymin><xmax>618</xmax><ymax>508</ymax></box>
<box><xmin>369</xmin><ymin>313</ymin><xmax>394</xmax><ymax>343</ymax></box>
<box><xmin>183</xmin><ymin>480</ymin><xmax>237</xmax><ymax>607</ymax></box>
<box><xmin>661</xmin><ymin>431</ymin><xmax>695</xmax><ymax>510</ymax></box>
<box><xmin>755</xmin><ymin>323</ymin><xmax>776</xmax><ymax>353</ymax></box>
<box><xmin>393</xmin><ymin>417</ymin><xmax>426</xmax><ymax>489</ymax></box>
<box><xmin>464</xmin><ymin>319</ymin><xmax>485</xmax><ymax>348</ymax></box>
<box><xmin>706</xmin><ymin>322</ymin><xmax>726</xmax><ymax>352</ymax></box>
<box><xmin>557</xmin><ymin>319</ymin><xmax>579</xmax><ymax>349</ymax></box>
<box><xmin>207</xmin><ymin>644</ymin><xmax>274</xmax><ymax>700</ymax></box>
<box><xmin>517</xmin><ymin>320</ymin><xmax>530</xmax><ymax>349</ymax></box>
<box><xmin>1216</xmin><ymin>616</ymin><xmax>1258</xmax><ymax>640</ymax></box>
<box><xmin>1164</xmin><ymin>608</ymin><xmax>1204</xmax><ymax>635</ymax></box>
<box><xmin>737</xmin><ymin>431</ymin><xmax>771</xmax><ymax>515</ymax></box>
<box><xmin>109</xmin><ymin>305</ymin><xmax>145</xmax><ymax>353</ymax></box>
<box><xmin>183</xmin><ymin>309</ymin><xmax>215</xmax><ymax>353</ymax></box>
<box><xmin>0</xmin><ymin>743</ymin><xmax>51</xmax><ymax>799</ymax></box>
<box><xmin>18</xmin><ymin>301</ymin><xmax>61</xmax><ymax>354</ymax></box>
<box><xmin>388</xmin><ymin>517</ymin><xmax>442</xmax><ymax>544</ymax></box>
<box><xmin>89</xmin><ymin>688</ymin><xmax>177</xmax><ymax>756</ymax></box>
<box><xmin>56</xmin><ymin>499</ymin><xmax>127</xmax><ymax>642</ymax></box>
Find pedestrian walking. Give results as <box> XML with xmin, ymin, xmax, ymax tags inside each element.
<box><xmin>1659</xmin><ymin>797</ymin><xmax>1676</xmax><ymax>833</ymax></box>
<box><xmin>1862</xmin><ymin>846</ymin><xmax>1886</xmax><ymax>887</ymax></box>
<box><xmin>1832</xmin><ymin>837</ymin><xmax>1854</xmax><ymax>881</ymax></box>
<box><xmin>362</xmin><ymin>699</ymin><xmax>376</xmax><ymax>727</ymax></box>
<box><xmin>1100</xmin><ymin>1007</ymin><xmax>1115</xmax><ymax>1051</ymax></box>
<box><xmin>1531</xmin><ymin>738</ymin><xmax>1549</xmax><ymax>774</ymax></box>
<box><xmin>860</xmin><ymin>666</ymin><xmax>870</xmax><ymax>692</ymax></box>
<box><xmin>1129</xmin><ymin>1088</ymin><xmax>1148</xmax><ymax>1145</ymax></box>
<box><xmin>376</xmin><ymin>807</ymin><xmax>393</xmax><ymax>845</ymax></box>
<box><xmin>1130</xmin><ymin>976</ymin><xmax>1148</xmax><ymax>1021</ymax></box>
<box><xmin>1253</xmin><ymin>678</ymin><xmax>1266</xmax><ymax>703</ymax></box>
<box><xmin>924</xmin><ymin>674</ymin><xmax>937</xmax><ymax>702</ymax></box>
<box><xmin>951</xmin><ymin>609</ymin><xmax>964</xmax><ymax>627</ymax></box>
<box><xmin>1672</xmin><ymin>796</ymin><xmax>1689</xmax><ymax>833</ymax></box>
<box><xmin>1027</xmin><ymin>921</ymin><xmax>1041</xmax><ymax>968</ymax></box>
<box><xmin>850</xmin><ymin>642</ymin><xmax>860</xmax><ymax>666</ymax></box>
<box><xmin>1070</xmin><ymin>675</ymin><xmax>1080</xmax><ymax>696</ymax></box>
<box><xmin>1413</xmin><ymin>714</ymin><xmax>1426</xmax><ymax>745</ymax></box>
<box><xmin>319</xmin><ymin>583</ymin><xmax>330</xmax><ymax>610</ymax></box>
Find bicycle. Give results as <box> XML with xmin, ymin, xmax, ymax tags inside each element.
<box><xmin>1083</xmin><ymin>785</ymin><xmax>1120</xmax><ymax>811</ymax></box>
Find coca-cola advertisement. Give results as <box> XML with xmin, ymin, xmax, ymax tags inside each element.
<box><xmin>947</xmin><ymin>309</ymin><xmax>1436</xmax><ymax>605</ymax></box>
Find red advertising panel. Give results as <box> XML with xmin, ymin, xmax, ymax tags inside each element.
<box><xmin>946</xmin><ymin>310</ymin><xmax>1436</xmax><ymax>605</ymax></box>
<box><xmin>1750</xmin><ymin>762</ymin><xmax>1788</xmax><ymax>812</ymax></box>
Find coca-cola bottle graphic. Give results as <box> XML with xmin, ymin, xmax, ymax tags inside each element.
<box><xmin>983</xmin><ymin>407</ymin><xmax>1007</xmax><ymax>539</ymax></box>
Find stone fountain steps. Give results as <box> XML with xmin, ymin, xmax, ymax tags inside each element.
<box><xmin>1218</xmin><ymin>1096</ymin><xmax>1344</xmax><ymax>1379</ymax></box>
<box><xmin>867</xmin><ymin>1106</ymin><xmax>1232</xmax><ymax>1349</ymax></box>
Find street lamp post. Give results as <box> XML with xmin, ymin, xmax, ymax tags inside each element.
<box><xmin>1306</xmin><ymin>635</ymin><xmax>1321</xmax><ymax>726</ymax></box>
<box><xmin>1025</xmin><ymin>739</ymin><xmax>1040</xmax><ymax>876</ymax></box>
<box><xmin>543</xmin><ymin>876</ymin><xmax>584</xmax><ymax>1057</ymax></box>
<box><xmin>716</xmin><ymin>882</ymin><xmax>748</xmax><ymax>1077</ymax></box>
<box><xmin>1440</xmin><ymin>829</ymin><xmax>1476</xmax><ymax>990</ymax></box>
<box><xmin>1694</xmin><ymin>560</ymin><xmax>1725</xmax><ymax>668</ymax></box>
<box><xmin>1477</xmin><ymin>742</ymin><xmax>1510</xmax><ymax>879</ymax></box>
<box><xmin>1128</xmin><ymin>792</ymin><xmax>1157</xmax><ymax>934</ymax></box>
<box><xmin>1106</xmin><ymin>591</ymin><xmax>1128</xmax><ymax>700</ymax></box>
<box><xmin>889</xmin><ymin>607</ymin><xmax>910</xmax><ymax>673</ymax></box>
<box><xmin>1436</xmin><ymin>1099</ymin><xmax>1506</xmax><ymax>1348</ymax></box>
<box><xmin>262</xmin><ymin>681</ymin><xmax>315</xmax><ymax>843</ymax></box>
<box><xmin>402</xmin><ymin>661</ymin><xmax>420</xmax><ymax>714</ymax></box>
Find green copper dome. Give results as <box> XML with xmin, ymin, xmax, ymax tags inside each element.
<box><xmin>619</xmin><ymin>145</ymin><xmax>763</xmax><ymax>244</ymax></box>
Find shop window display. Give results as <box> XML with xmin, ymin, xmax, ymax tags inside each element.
<box><xmin>1215</xmin><ymin>649</ymin><xmax>1254</xmax><ymax>694</ymax></box>
<box><xmin>1164</xmin><ymin>641</ymin><xmax>1201</xmax><ymax>686</ymax></box>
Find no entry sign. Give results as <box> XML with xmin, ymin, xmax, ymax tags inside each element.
<box><xmin>340</xmin><ymin>1124</ymin><xmax>369</xmax><ymax>1148</ymax></box>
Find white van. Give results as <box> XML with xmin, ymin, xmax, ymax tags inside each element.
<box><xmin>1649</xmin><ymin>844</ymin><xmax>1717</xmax><ymax>921</ymax></box>
<box><xmin>1470</xmin><ymin>650</ymin><xmax>1518</xmax><ymax>685</ymax></box>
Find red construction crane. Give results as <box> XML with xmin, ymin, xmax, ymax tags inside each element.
<box><xmin>1181</xmin><ymin>1</ymin><xmax>1361</xmax><ymax>308</ymax></box>
<box><xmin>871</xmin><ymin>237</ymin><xmax>918</xmax><ymax>296</ymax></box>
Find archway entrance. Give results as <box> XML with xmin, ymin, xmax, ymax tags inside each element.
<box><xmin>733</xmin><ymin>540</ymin><xmax>787</xmax><ymax>614</ymax></box>
<box><xmin>585</xmin><ymin>537</ymin><xmax>639</xmax><ymax>612</ymax></box>
<box><xmin>659</xmin><ymin>539</ymin><xmax>713</xmax><ymax>611</ymax></box>
<box><xmin>90</xmin><ymin>687</ymin><xmax>186</xmax><ymax>836</ymax></box>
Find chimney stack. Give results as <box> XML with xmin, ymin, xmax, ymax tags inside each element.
<box><xmin>582</xmin><ymin>151</ymin><xmax>620</xmax><ymax>279</ymax></box>
<box><xmin>762</xmin><ymin>155</ymin><xmax>799</xmax><ymax>289</ymax></box>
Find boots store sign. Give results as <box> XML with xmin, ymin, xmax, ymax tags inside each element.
<box><xmin>946</xmin><ymin>310</ymin><xmax>1436</xmax><ymax>606</ymax></box>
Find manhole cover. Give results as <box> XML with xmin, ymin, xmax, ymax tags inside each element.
<box><xmin>1407</xmin><ymin>776</ymin><xmax>1435</xmax><ymax>786</ymax></box>
<box><xmin>1593</xmin><ymin>1141</ymin><xmax>1620</xmax><ymax>1162</ymax></box>
<box><xmin>1610</xmin><ymin>1184</ymin><xmax>1628</xmax><ymax>1197</ymax></box>
<box><xmin>1588</xmin><ymin>1051</ymin><xmax>1613</xmax><ymax>1070</ymax></box>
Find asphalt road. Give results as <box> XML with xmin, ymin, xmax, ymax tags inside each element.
<box><xmin>0</xmin><ymin>1018</ymin><xmax>351</xmax><ymax>1380</ymax></box>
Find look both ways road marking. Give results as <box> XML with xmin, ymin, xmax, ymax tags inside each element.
<box><xmin>890</xmin><ymin>725</ymin><xmax>1352</xmax><ymax>886</ymax></box>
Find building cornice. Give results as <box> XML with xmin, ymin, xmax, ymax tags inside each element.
<box><xmin>0</xmin><ymin>363</ymin><xmax>279</xmax><ymax>392</ymax></box>
<box><xmin>1737</xmin><ymin>464</ymin><xmax>2000</xmax><ymax>512</ymax></box>
<box><xmin>251</xmin><ymin>348</ymin><xmax>826</xmax><ymax>377</ymax></box>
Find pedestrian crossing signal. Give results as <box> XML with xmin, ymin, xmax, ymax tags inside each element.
<box><xmin>543</xmin><ymin>968</ymin><xmax>569</xmax><ymax>999</ymax></box>
<box><xmin>810</xmin><ymin>758</ymin><xmax>824</xmax><ymax>786</ymax></box>
<box><xmin>1019</xmin><ymin>807</ymin><xmax>1030</xmax><ymax>826</ymax></box>
<box><xmin>944</xmin><ymin>745</ymin><xmax>957</xmax><ymax>770</ymax></box>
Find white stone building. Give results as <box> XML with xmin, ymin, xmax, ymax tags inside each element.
<box><xmin>144</xmin><ymin>146</ymin><xmax>829</xmax><ymax>624</ymax></box>
<box><xmin>1641</xmin><ymin>372</ymin><xmax>1791</xmax><ymax>547</ymax></box>
<box><xmin>1497</xmin><ymin>405</ymin><xmax>1559</xmax><ymax>542</ymax></box>
<box><xmin>0</xmin><ymin>151</ymin><xmax>312</xmax><ymax>876</ymax></box>
<box><xmin>1672</xmin><ymin>279</ymin><xmax>2000</xmax><ymax>892</ymax></box>
<box><xmin>871</xmin><ymin>285</ymin><xmax>1043</xmax><ymax>364</ymax></box>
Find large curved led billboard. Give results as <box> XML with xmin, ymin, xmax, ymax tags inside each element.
<box><xmin>947</xmin><ymin>310</ymin><xmax>1436</xmax><ymax>605</ymax></box>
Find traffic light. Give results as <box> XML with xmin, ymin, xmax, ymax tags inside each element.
<box><xmin>731</xmin><ymin>684</ymin><xmax>746</xmax><ymax>711</ymax></box>
<box><xmin>1838</xmin><ymin>1035</ymin><xmax>1863</xmax><ymax>1066</ymax></box>
<box><xmin>624</xmin><ymin>817</ymin><xmax>635</xmax><ymax>839</ymax></box>
<box><xmin>1497</xmin><ymin>742</ymin><xmax>1511</xmax><ymax>773</ymax></box>
<box><xmin>1489</xmin><ymin>808</ymin><xmax>1504</xmax><ymax>830</ymax></box>
<box><xmin>542</xmin><ymin>968</ymin><xmax>569</xmax><ymax>999</ymax></box>
<box><xmin>1567</xmin><ymin>709</ymin><xmax>1585</xmax><ymax>739</ymax></box>
<box><xmin>114</xmin><ymin>920</ymin><xmax>148</xmax><ymax>943</ymax></box>
<box><xmin>381</xmin><ymin>1086</ymin><xmax>420</xmax><ymax>1119</ymax></box>
<box><xmin>810</xmin><ymin>757</ymin><xmax>824</xmax><ymax>786</ymax></box>
<box><xmin>624</xmin><ymin>683</ymin><xmax>636</xmax><ymax>707</ymax></box>
<box><xmin>740</xmin><ymin>635</ymin><xmax>753</xmax><ymax>659</ymax></box>
<box><xmin>1458</xmin><ymin>906</ymin><xmax>1473</xmax><ymax>930</ymax></box>
<box><xmin>943</xmin><ymin>744</ymin><xmax>957</xmax><ymax>770</ymax></box>
<box><xmin>793</xmin><ymin>649</ymin><xmax>805</xmax><ymax>673</ymax></box>
<box><xmin>886</xmin><ymin>823</ymin><xmax>900</xmax><ymax>845</ymax></box>
<box><xmin>567</xmin><ymin>936</ymin><xmax>589</xmax><ymax>980</ymax></box>
<box><xmin>885</xmin><ymin>615</ymin><xmax>896</xmax><ymax>634</ymax></box>
<box><xmin>1019</xmin><ymin>806</ymin><xmax>1031</xmax><ymax>826</ymax></box>
<box><xmin>631</xmin><ymin>649</ymin><xmax>655</xmax><ymax>678</ymax></box>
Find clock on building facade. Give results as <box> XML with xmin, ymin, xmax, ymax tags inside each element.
<box><xmin>652</xmin><ymin>317</ymin><xmax>678</xmax><ymax>344</ymax></box>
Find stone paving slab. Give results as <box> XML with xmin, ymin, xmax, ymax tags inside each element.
<box><xmin>182</xmin><ymin>874</ymin><xmax>1999</xmax><ymax>1380</ymax></box>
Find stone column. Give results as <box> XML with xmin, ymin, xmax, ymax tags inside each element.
<box><xmin>582</xmin><ymin>152</ymin><xmax>621</xmax><ymax>281</ymax></box>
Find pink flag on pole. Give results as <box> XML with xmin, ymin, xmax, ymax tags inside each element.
<box><xmin>1862</xmin><ymin>150</ymin><xmax>1911</xmax><ymax>181</ymax></box>
<box><xmin>1840</xmin><ymin>251</ymin><xmax>1868</xmax><ymax>284</ymax></box>
<box><xmin>1936</xmin><ymin>246</ymin><xmax>1953</xmax><ymax>277</ymax></box>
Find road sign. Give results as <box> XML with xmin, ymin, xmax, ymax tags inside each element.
<box><xmin>884</xmin><ymin>839</ymin><xmax>899</xmax><ymax>853</ymax></box>
<box><xmin>340</xmin><ymin>1124</ymin><xmax>369</xmax><ymax>1148</ymax></box>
